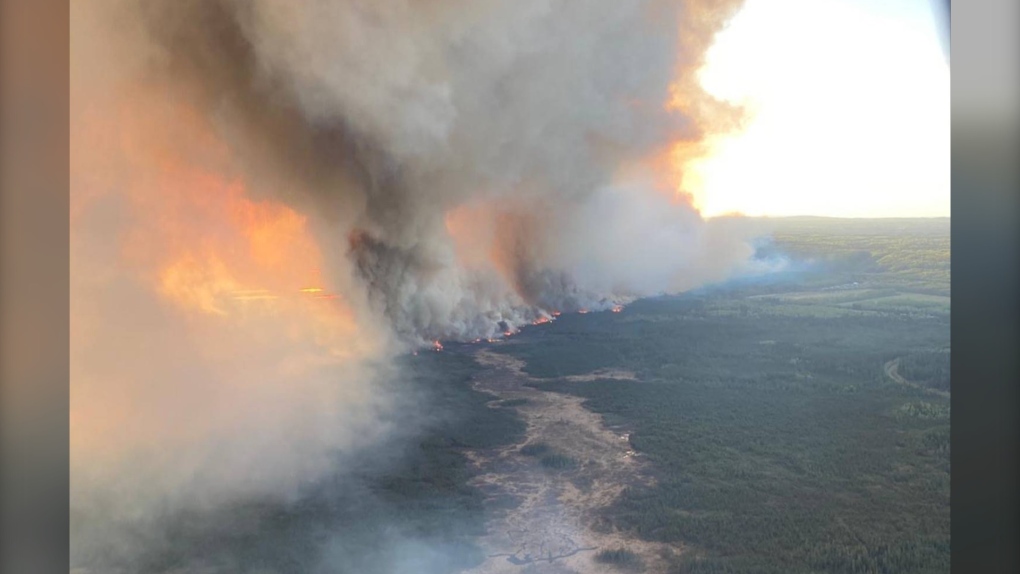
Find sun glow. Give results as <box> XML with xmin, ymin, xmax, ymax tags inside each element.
<box><xmin>688</xmin><ymin>0</ymin><xmax>949</xmax><ymax>218</ymax></box>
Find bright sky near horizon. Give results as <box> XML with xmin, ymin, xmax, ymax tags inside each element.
<box><xmin>690</xmin><ymin>0</ymin><xmax>949</xmax><ymax>218</ymax></box>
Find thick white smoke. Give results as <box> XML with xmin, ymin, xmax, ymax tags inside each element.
<box><xmin>71</xmin><ymin>0</ymin><xmax>748</xmax><ymax>569</ymax></box>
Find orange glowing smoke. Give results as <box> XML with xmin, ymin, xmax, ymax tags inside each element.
<box><xmin>612</xmin><ymin>305</ymin><xmax>624</xmax><ymax>313</ymax></box>
<box><xmin>103</xmin><ymin>95</ymin><xmax>357</xmax><ymax>337</ymax></box>
<box><xmin>71</xmin><ymin>88</ymin><xmax>376</xmax><ymax>465</ymax></box>
<box><xmin>140</xmin><ymin>172</ymin><xmax>356</xmax><ymax>346</ymax></box>
<box><xmin>442</xmin><ymin>199</ymin><xmax>560</xmax><ymax>310</ymax></box>
<box><xmin>432</xmin><ymin>340</ymin><xmax>444</xmax><ymax>352</ymax></box>
<box><xmin>443</xmin><ymin>202</ymin><xmax>500</xmax><ymax>270</ymax></box>
<box><xmin>635</xmin><ymin>0</ymin><xmax>747</xmax><ymax>212</ymax></box>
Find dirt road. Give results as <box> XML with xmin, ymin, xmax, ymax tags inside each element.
<box><xmin>883</xmin><ymin>358</ymin><xmax>950</xmax><ymax>399</ymax></box>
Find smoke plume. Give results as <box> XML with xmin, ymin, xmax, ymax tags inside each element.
<box><xmin>71</xmin><ymin>0</ymin><xmax>749</xmax><ymax>570</ymax></box>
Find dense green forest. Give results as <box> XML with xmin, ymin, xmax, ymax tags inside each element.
<box><xmin>767</xmin><ymin>216</ymin><xmax>950</xmax><ymax>297</ymax></box>
<box><xmin>493</xmin><ymin>218</ymin><xmax>950</xmax><ymax>573</ymax></box>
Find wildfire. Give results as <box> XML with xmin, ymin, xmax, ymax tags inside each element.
<box><xmin>432</xmin><ymin>340</ymin><xmax>444</xmax><ymax>351</ymax></box>
<box><xmin>301</xmin><ymin>286</ymin><xmax>339</xmax><ymax>300</ymax></box>
<box><xmin>531</xmin><ymin>316</ymin><xmax>552</xmax><ymax>326</ymax></box>
<box><xmin>223</xmin><ymin>287</ymin><xmax>341</xmax><ymax>305</ymax></box>
<box><xmin>552</xmin><ymin>311</ymin><xmax>561</xmax><ymax>317</ymax></box>
<box><xmin>230</xmin><ymin>289</ymin><xmax>278</xmax><ymax>302</ymax></box>
<box><xmin>69</xmin><ymin>86</ymin><xmax>389</xmax><ymax>490</ymax></box>
<box><xmin>91</xmin><ymin>93</ymin><xmax>365</xmax><ymax>356</ymax></box>
<box><xmin>578</xmin><ymin>309</ymin><xmax>590</xmax><ymax>314</ymax></box>
<box><xmin>612</xmin><ymin>305</ymin><xmax>623</xmax><ymax>313</ymax></box>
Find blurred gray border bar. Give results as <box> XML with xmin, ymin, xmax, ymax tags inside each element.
<box><xmin>951</xmin><ymin>0</ymin><xmax>1020</xmax><ymax>573</ymax></box>
<box><xmin>0</xmin><ymin>1</ymin><xmax>70</xmax><ymax>573</ymax></box>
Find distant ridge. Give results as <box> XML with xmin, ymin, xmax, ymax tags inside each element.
<box><xmin>752</xmin><ymin>215</ymin><xmax>949</xmax><ymax>221</ymax></box>
<box><xmin>712</xmin><ymin>215</ymin><xmax>951</xmax><ymax>237</ymax></box>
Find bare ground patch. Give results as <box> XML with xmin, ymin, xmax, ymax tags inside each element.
<box><xmin>560</xmin><ymin>369</ymin><xmax>639</xmax><ymax>383</ymax></box>
<box><xmin>463</xmin><ymin>348</ymin><xmax>677</xmax><ymax>574</ymax></box>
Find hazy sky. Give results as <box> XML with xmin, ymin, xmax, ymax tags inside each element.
<box><xmin>689</xmin><ymin>0</ymin><xmax>949</xmax><ymax>218</ymax></box>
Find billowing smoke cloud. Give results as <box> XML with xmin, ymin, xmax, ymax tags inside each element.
<box><xmin>120</xmin><ymin>0</ymin><xmax>751</xmax><ymax>341</ymax></box>
<box><xmin>71</xmin><ymin>0</ymin><xmax>749</xmax><ymax>570</ymax></box>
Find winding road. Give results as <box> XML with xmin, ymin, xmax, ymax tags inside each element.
<box><xmin>883</xmin><ymin>358</ymin><xmax>950</xmax><ymax>398</ymax></box>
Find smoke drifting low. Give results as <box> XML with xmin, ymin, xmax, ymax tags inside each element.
<box><xmin>71</xmin><ymin>0</ymin><xmax>750</xmax><ymax>570</ymax></box>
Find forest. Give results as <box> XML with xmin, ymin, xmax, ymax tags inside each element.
<box><xmin>123</xmin><ymin>218</ymin><xmax>950</xmax><ymax>574</ymax></box>
<box><xmin>493</xmin><ymin>217</ymin><xmax>951</xmax><ymax>573</ymax></box>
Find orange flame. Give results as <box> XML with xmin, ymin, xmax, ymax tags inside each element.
<box><xmin>75</xmin><ymin>90</ymin><xmax>367</xmax><ymax>361</ymax></box>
